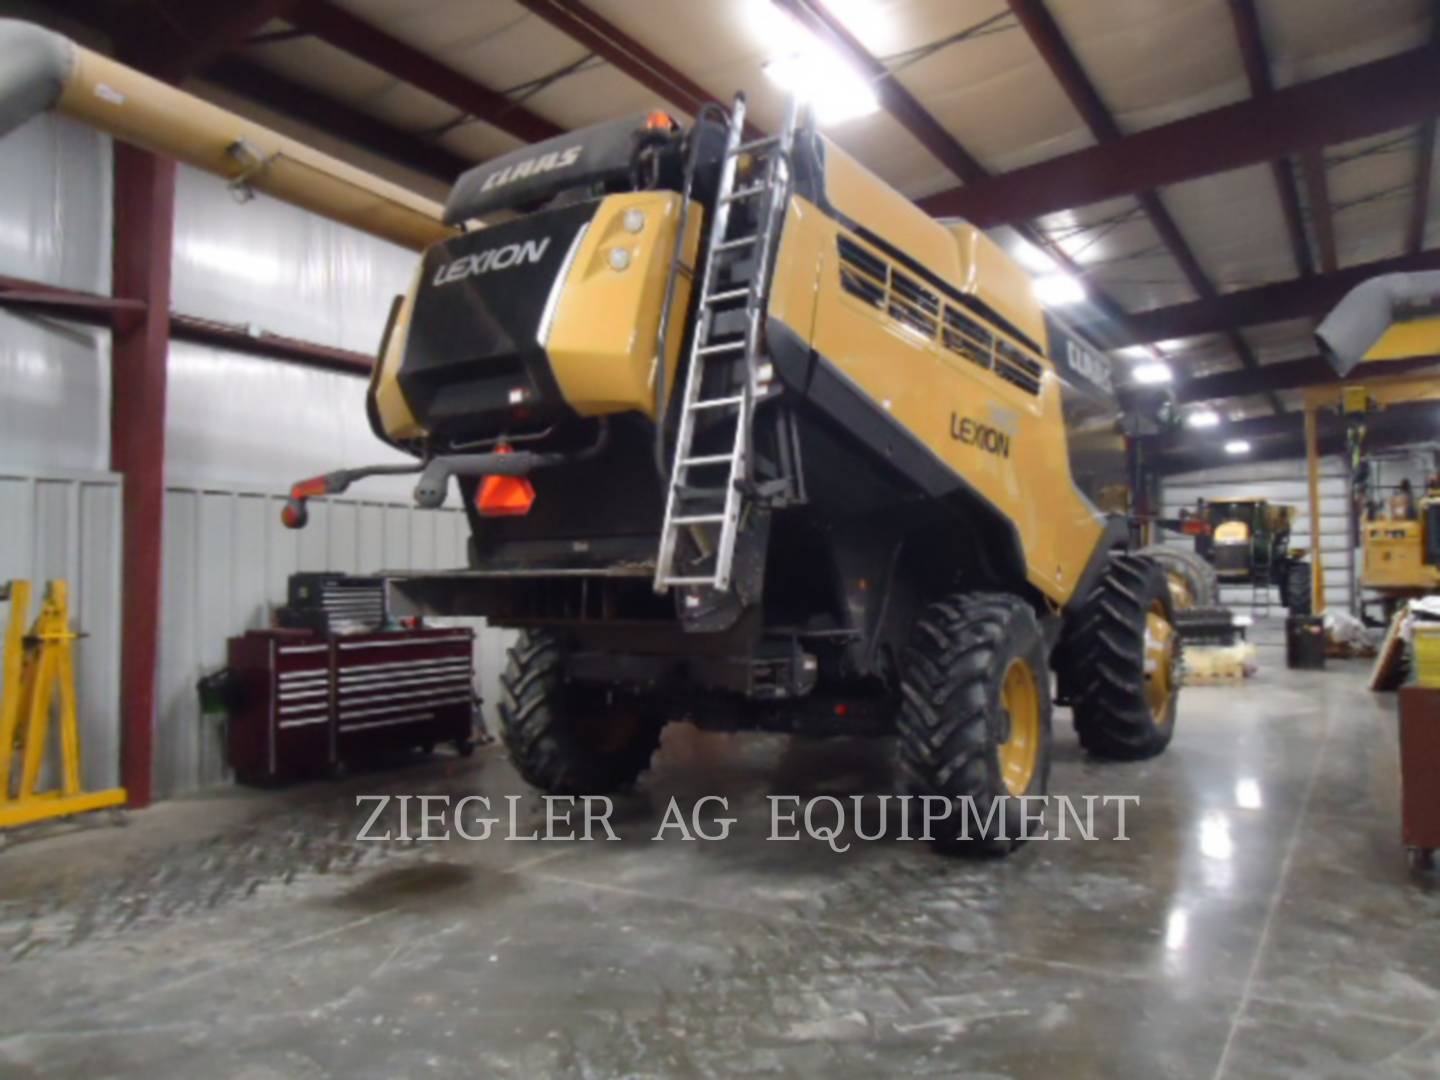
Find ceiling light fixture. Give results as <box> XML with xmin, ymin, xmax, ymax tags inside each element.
<box><xmin>1186</xmin><ymin>408</ymin><xmax>1221</xmax><ymax>428</ymax></box>
<box><xmin>1132</xmin><ymin>361</ymin><xmax>1173</xmax><ymax>385</ymax></box>
<box><xmin>1032</xmin><ymin>273</ymin><xmax>1086</xmax><ymax>306</ymax></box>
<box><xmin>763</xmin><ymin>51</ymin><xmax>879</xmax><ymax>124</ymax></box>
<box><xmin>1224</xmin><ymin>439</ymin><xmax>1252</xmax><ymax>455</ymax></box>
<box><xmin>756</xmin><ymin>1</ymin><xmax>880</xmax><ymax>126</ymax></box>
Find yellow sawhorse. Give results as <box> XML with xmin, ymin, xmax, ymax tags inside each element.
<box><xmin>0</xmin><ymin>580</ymin><xmax>127</xmax><ymax>831</ymax></box>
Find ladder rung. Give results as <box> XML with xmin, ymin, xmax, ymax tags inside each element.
<box><xmin>662</xmin><ymin>576</ymin><xmax>721</xmax><ymax>587</ymax></box>
<box><xmin>730</xmin><ymin>137</ymin><xmax>779</xmax><ymax>156</ymax></box>
<box><xmin>705</xmin><ymin>287</ymin><xmax>752</xmax><ymax>304</ymax></box>
<box><xmin>692</xmin><ymin>395</ymin><xmax>744</xmax><ymax>410</ymax></box>
<box><xmin>696</xmin><ymin>341</ymin><xmax>746</xmax><ymax>356</ymax></box>
<box><xmin>681</xmin><ymin>454</ymin><xmax>733</xmax><ymax>466</ymax></box>
<box><xmin>723</xmin><ymin>185</ymin><xmax>766</xmax><ymax>203</ymax></box>
<box><xmin>714</xmin><ymin>236</ymin><xmax>758</xmax><ymax>252</ymax></box>
<box><xmin>672</xmin><ymin>514</ymin><xmax>726</xmax><ymax>525</ymax></box>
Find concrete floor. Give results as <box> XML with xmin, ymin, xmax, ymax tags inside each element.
<box><xmin>1</xmin><ymin>659</ymin><xmax>1438</xmax><ymax>1078</ymax></box>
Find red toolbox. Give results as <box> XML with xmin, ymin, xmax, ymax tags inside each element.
<box><xmin>226</xmin><ymin>626</ymin><xmax>476</xmax><ymax>783</ymax></box>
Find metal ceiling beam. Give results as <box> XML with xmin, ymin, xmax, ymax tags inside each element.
<box><xmin>1176</xmin><ymin>355</ymin><xmax>1440</xmax><ymax>404</ymax></box>
<box><xmin>287</xmin><ymin>0</ymin><xmax>565</xmax><ymax>145</ymax></box>
<box><xmin>1004</xmin><ymin>0</ymin><xmax>1277</xmax><ymax>411</ymax></box>
<box><xmin>1409</xmin><ymin>119</ymin><xmax>1437</xmax><ymax>254</ymax></box>
<box><xmin>1086</xmin><ymin>247</ymin><xmax>1440</xmax><ymax>346</ymax></box>
<box><xmin>918</xmin><ymin>44</ymin><xmax>1440</xmax><ymax>226</ymax></box>
<box><xmin>1300</xmin><ymin>151</ymin><xmax>1339</xmax><ymax>274</ymax></box>
<box><xmin>0</xmin><ymin>274</ymin><xmax>146</xmax><ymax>332</ymax></box>
<box><xmin>513</xmin><ymin>0</ymin><xmax>761</xmax><ymax>136</ymax></box>
<box><xmin>205</xmin><ymin>57</ymin><xmax>472</xmax><ymax>184</ymax></box>
<box><xmin>1227</xmin><ymin>0</ymin><xmax>1314</xmax><ymax>277</ymax></box>
<box><xmin>107</xmin><ymin>0</ymin><xmax>297</xmax><ymax>82</ymax></box>
<box><xmin>771</xmin><ymin>0</ymin><xmax>1155</xmax><ymax>349</ymax></box>
<box><xmin>1148</xmin><ymin>399</ymin><xmax>1440</xmax><ymax>474</ymax></box>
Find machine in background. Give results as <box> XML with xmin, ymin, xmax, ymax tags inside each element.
<box><xmin>1183</xmin><ymin>498</ymin><xmax>1313</xmax><ymax>616</ymax></box>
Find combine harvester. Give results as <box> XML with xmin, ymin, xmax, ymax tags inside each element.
<box><xmin>1</xmin><ymin>18</ymin><xmax>1184</xmax><ymax>851</ymax></box>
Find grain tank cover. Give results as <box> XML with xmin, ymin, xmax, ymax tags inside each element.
<box><xmin>444</xmin><ymin>112</ymin><xmax>665</xmax><ymax>224</ymax></box>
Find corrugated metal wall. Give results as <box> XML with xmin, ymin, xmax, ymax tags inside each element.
<box><xmin>0</xmin><ymin>115</ymin><xmax>513</xmax><ymax>799</ymax></box>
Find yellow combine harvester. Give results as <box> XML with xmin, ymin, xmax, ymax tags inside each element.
<box><xmin>2</xmin><ymin>20</ymin><xmax>1183</xmax><ymax>851</ymax></box>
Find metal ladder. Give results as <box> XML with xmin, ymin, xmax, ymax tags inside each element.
<box><xmin>653</xmin><ymin>94</ymin><xmax>799</xmax><ymax>594</ymax></box>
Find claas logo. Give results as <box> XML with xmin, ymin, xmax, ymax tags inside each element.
<box><xmin>480</xmin><ymin>145</ymin><xmax>583</xmax><ymax>192</ymax></box>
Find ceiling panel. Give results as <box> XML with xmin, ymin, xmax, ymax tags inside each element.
<box><xmin>1240</xmin><ymin>318</ymin><xmax>1317</xmax><ymax>366</ymax></box>
<box><xmin>1325</xmin><ymin>127</ymin><xmax>1422</xmax><ymax>269</ymax></box>
<box><xmin>1259</xmin><ymin>0</ymin><xmax>1431</xmax><ymax>86</ymax></box>
<box><xmin>1045</xmin><ymin>0</ymin><xmax>1250</xmax><ymax>133</ymax></box>
<box><xmin>1159</xmin><ymin>164</ymin><xmax>1300</xmax><ymax>292</ymax></box>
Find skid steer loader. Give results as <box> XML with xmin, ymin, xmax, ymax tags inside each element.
<box><xmin>279</xmin><ymin>97</ymin><xmax>1181</xmax><ymax>850</ymax></box>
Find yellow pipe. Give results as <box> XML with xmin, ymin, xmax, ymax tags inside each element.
<box><xmin>1303</xmin><ymin>407</ymin><xmax>1326</xmax><ymax>614</ymax></box>
<box><xmin>0</xmin><ymin>19</ymin><xmax>456</xmax><ymax>252</ymax></box>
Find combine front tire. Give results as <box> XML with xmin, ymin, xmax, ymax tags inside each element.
<box><xmin>897</xmin><ymin>593</ymin><xmax>1052</xmax><ymax>854</ymax></box>
<box><xmin>1065</xmin><ymin>554</ymin><xmax>1181</xmax><ymax>760</ymax></box>
<box><xmin>498</xmin><ymin>630</ymin><xmax>664</xmax><ymax>795</ymax></box>
<box><xmin>1283</xmin><ymin>561</ymin><xmax>1313</xmax><ymax>616</ymax></box>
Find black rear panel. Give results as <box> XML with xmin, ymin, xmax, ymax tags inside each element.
<box><xmin>400</xmin><ymin>201</ymin><xmax>596</xmax><ymax>441</ymax></box>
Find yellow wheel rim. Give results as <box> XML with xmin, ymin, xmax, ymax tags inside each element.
<box><xmin>1144</xmin><ymin>601</ymin><xmax>1178</xmax><ymax>726</ymax></box>
<box><xmin>998</xmin><ymin>659</ymin><xmax>1041</xmax><ymax>795</ymax></box>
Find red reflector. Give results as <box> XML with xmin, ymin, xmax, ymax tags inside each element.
<box><xmin>1181</xmin><ymin>520</ymin><xmax>1211</xmax><ymax>536</ymax></box>
<box><xmin>476</xmin><ymin>445</ymin><xmax>535</xmax><ymax>517</ymax></box>
<box><xmin>477</xmin><ymin>475</ymin><xmax>535</xmax><ymax>516</ymax></box>
<box><xmin>645</xmin><ymin>109</ymin><xmax>675</xmax><ymax>130</ymax></box>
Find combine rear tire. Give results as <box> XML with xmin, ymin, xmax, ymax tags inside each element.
<box><xmin>897</xmin><ymin>593</ymin><xmax>1052</xmax><ymax>854</ymax></box>
<box><xmin>1066</xmin><ymin>554</ymin><xmax>1181</xmax><ymax>760</ymax></box>
<box><xmin>1284</xmin><ymin>561</ymin><xmax>1313</xmax><ymax>616</ymax></box>
<box><xmin>1136</xmin><ymin>544</ymin><xmax>1219</xmax><ymax>609</ymax></box>
<box><xmin>498</xmin><ymin>630</ymin><xmax>664</xmax><ymax>795</ymax></box>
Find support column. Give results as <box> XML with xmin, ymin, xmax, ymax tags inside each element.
<box><xmin>1303</xmin><ymin>406</ymin><xmax>1326</xmax><ymax>615</ymax></box>
<box><xmin>111</xmin><ymin>144</ymin><xmax>176</xmax><ymax>808</ymax></box>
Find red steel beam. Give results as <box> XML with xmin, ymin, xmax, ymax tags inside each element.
<box><xmin>1227</xmin><ymin>0</ymin><xmax>1314</xmax><ymax>277</ymax></box>
<box><xmin>514</xmin><ymin>0</ymin><xmax>762</xmax><ymax>136</ymax></box>
<box><xmin>0</xmin><ymin>275</ymin><xmax>146</xmax><ymax>332</ymax></box>
<box><xmin>287</xmin><ymin>0</ymin><xmax>565</xmax><ymax>145</ymax></box>
<box><xmin>96</xmin><ymin>0</ymin><xmax>297</xmax><ymax>83</ymax></box>
<box><xmin>772</xmin><ymin>0</ymin><xmax>1154</xmax><ymax>348</ymax></box>
<box><xmin>1085</xmin><ymin>247</ymin><xmax>1440</xmax><ymax>346</ymax></box>
<box><xmin>1005</xmin><ymin>0</ymin><xmax>1276</xmax><ymax>410</ymax></box>
<box><xmin>1149</xmin><ymin>399</ymin><xmax>1440</xmax><ymax>474</ymax></box>
<box><xmin>111</xmin><ymin>145</ymin><xmax>176</xmax><ymax>810</ymax></box>
<box><xmin>0</xmin><ymin>274</ymin><xmax>374</xmax><ymax>374</ymax></box>
<box><xmin>918</xmin><ymin>45</ymin><xmax>1440</xmax><ymax>226</ymax></box>
<box><xmin>1409</xmin><ymin>119</ymin><xmax>1437</xmax><ymax>255</ymax></box>
<box><xmin>1176</xmin><ymin>354</ymin><xmax>1440</xmax><ymax>404</ymax></box>
<box><xmin>170</xmin><ymin>314</ymin><xmax>373</xmax><ymax>374</ymax></box>
<box><xmin>206</xmin><ymin>56</ymin><xmax>472</xmax><ymax>183</ymax></box>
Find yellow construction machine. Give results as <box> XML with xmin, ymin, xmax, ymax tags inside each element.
<box><xmin>1</xmin><ymin>19</ymin><xmax>1184</xmax><ymax>851</ymax></box>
